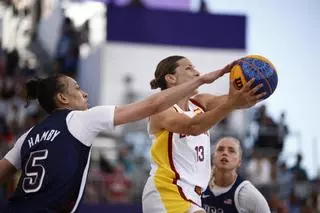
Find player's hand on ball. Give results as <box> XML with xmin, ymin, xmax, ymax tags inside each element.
<box><xmin>227</xmin><ymin>78</ymin><xmax>267</xmax><ymax>108</ymax></box>
<box><xmin>221</xmin><ymin>60</ymin><xmax>240</xmax><ymax>74</ymax></box>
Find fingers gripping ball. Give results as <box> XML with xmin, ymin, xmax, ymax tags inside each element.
<box><xmin>230</xmin><ymin>55</ymin><xmax>278</xmax><ymax>100</ymax></box>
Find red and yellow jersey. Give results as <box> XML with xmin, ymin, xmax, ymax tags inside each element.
<box><xmin>148</xmin><ymin>99</ymin><xmax>211</xmax><ymax>207</ymax></box>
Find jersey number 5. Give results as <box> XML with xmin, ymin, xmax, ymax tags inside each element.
<box><xmin>195</xmin><ymin>146</ymin><xmax>204</xmax><ymax>162</ymax></box>
<box><xmin>22</xmin><ymin>150</ymin><xmax>48</xmax><ymax>193</ymax></box>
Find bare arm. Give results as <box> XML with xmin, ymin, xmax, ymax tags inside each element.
<box><xmin>114</xmin><ymin>69</ymin><xmax>228</xmax><ymax>126</ymax></box>
<box><xmin>114</xmin><ymin>77</ymin><xmax>203</xmax><ymax>126</ymax></box>
<box><xmin>193</xmin><ymin>91</ymin><xmax>263</xmax><ymax>111</ymax></box>
<box><xmin>190</xmin><ymin>60</ymin><xmax>241</xmax><ymax>111</ymax></box>
<box><xmin>150</xmin><ymin>101</ymin><xmax>234</xmax><ymax>136</ymax></box>
<box><xmin>0</xmin><ymin>159</ymin><xmax>17</xmax><ymax>184</ymax></box>
<box><xmin>150</xmin><ymin>78</ymin><xmax>265</xmax><ymax>135</ymax></box>
<box><xmin>192</xmin><ymin>93</ymin><xmax>228</xmax><ymax>111</ymax></box>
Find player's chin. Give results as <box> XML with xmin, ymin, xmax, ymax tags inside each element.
<box><xmin>79</xmin><ymin>104</ymin><xmax>89</xmax><ymax>111</ymax></box>
<box><xmin>216</xmin><ymin>164</ymin><xmax>232</xmax><ymax>170</ymax></box>
<box><xmin>84</xmin><ymin>102</ymin><xmax>89</xmax><ymax>109</ymax></box>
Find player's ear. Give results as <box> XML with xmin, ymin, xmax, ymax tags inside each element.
<box><xmin>164</xmin><ymin>74</ymin><xmax>176</xmax><ymax>84</ymax></box>
<box><xmin>238</xmin><ymin>159</ymin><xmax>242</xmax><ymax>168</ymax></box>
<box><xmin>56</xmin><ymin>92</ymin><xmax>69</xmax><ymax>105</ymax></box>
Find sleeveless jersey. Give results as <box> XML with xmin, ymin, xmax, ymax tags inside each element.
<box><xmin>201</xmin><ymin>176</ymin><xmax>246</xmax><ymax>213</ymax></box>
<box><xmin>6</xmin><ymin>110</ymin><xmax>91</xmax><ymax>213</ymax></box>
<box><xmin>148</xmin><ymin>99</ymin><xmax>211</xmax><ymax>206</ymax></box>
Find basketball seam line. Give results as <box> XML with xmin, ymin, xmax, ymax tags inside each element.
<box><xmin>239</xmin><ymin>59</ymin><xmax>273</xmax><ymax>94</ymax></box>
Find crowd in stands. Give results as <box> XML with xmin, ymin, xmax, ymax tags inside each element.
<box><xmin>243</xmin><ymin>104</ymin><xmax>318</xmax><ymax>213</ymax></box>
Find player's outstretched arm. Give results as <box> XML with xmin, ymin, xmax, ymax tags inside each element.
<box><xmin>150</xmin><ymin>78</ymin><xmax>265</xmax><ymax>136</ymax></box>
<box><xmin>113</xmin><ymin>68</ymin><xmax>228</xmax><ymax>126</ymax></box>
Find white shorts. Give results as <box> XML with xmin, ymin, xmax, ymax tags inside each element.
<box><xmin>142</xmin><ymin>177</ymin><xmax>205</xmax><ymax>213</ymax></box>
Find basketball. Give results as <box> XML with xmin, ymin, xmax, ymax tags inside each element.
<box><xmin>230</xmin><ymin>55</ymin><xmax>278</xmax><ymax>99</ymax></box>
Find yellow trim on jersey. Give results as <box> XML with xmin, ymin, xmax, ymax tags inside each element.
<box><xmin>151</xmin><ymin>130</ymin><xmax>191</xmax><ymax>213</ymax></box>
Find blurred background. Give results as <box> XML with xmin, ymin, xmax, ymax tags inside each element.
<box><xmin>0</xmin><ymin>0</ymin><xmax>319</xmax><ymax>212</ymax></box>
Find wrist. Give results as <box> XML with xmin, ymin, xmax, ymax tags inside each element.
<box><xmin>221</xmin><ymin>97</ymin><xmax>236</xmax><ymax>110</ymax></box>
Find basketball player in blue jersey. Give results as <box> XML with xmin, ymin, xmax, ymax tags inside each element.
<box><xmin>143</xmin><ymin>56</ymin><xmax>266</xmax><ymax>213</ymax></box>
<box><xmin>202</xmin><ymin>137</ymin><xmax>270</xmax><ymax>213</ymax></box>
<box><xmin>0</xmin><ymin>70</ymin><xmax>230</xmax><ymax>212</ymax></box>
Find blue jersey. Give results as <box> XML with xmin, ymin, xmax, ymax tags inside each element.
<box><xmin>201</xmin><ymin>176</ymin><xmax>245</xmax><ymax>213</ymax></box>
<box><xmin>6</xmin><ymin>110</ymin><xmax>91</xmax><ymax>213</ymax></box>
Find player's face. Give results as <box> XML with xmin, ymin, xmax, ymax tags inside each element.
<box><xmin>173</xmin><ymin>58</ymin><xmax>200</xmax><ymax>85</ymax></box>
<box><xmin>62</xmin><ymin>77</ymin><xmax>89</xmax><ymax>110</ymax></box>
<box><xmin>214</xmin><ymin>139</ymin><xmax>241</xmax><ymax>172</ymax></box>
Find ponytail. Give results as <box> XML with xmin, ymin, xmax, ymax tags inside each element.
<box><xmin>24</xmin><ymin>75</ymin><xmax>67</xmax><ymax>113</ymax></box>
<box><xmin>150</xmin><ymin>79</ymin><xmax>159</xmax><ymax>89</ymax></box>
<box><xmin>25</xmin><ymin>78</ymin><xmax>41</xmax><ymax>107</ymax></box>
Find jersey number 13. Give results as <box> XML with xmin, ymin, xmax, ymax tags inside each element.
<box><xmin>195</xmin><ymin>145</ymin><xmax>204</xmax><ymax>162</ymax></box>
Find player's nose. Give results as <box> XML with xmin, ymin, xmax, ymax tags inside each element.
<box><xmin>222</xmin><ymin>152</ymin><xmax>228</xmax><ymax>157</ymax></box>
<box><xmin>82</xmin><ymin>90</ymin><xmax>88</xmax><ymax>99</ymax></box>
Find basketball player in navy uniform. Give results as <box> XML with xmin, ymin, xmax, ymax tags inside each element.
<box><xmin>0</xmin><ymin>70</ymin><xmax>230</xmax><ymax>212</ymax></box>
<box><xmin>202</xmin><ymin>137</ymin><xmax>270</xmax><ymax>213</ymax></box>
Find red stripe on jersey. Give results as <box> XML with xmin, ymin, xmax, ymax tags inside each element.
<box><xmin>189</xmin><ymin>99</ymin><xmax>206</xmax><ymax>112</ymax></box>
<box><xmin>168</xmin><ymin>132</ymin><xmax>180</xmax><ymax>184</ymax></box>
<box><xmin>168</xmin><ymin>132</ymin><xmax>200</xmax><ymax>206</ymax></box>
<box><xmin>177</xmin><ymin>185</ymin><xmax>201</xmax><ymax>207</ymax></box>
<box><xmin>169</xmin><ymin>128</ymin><xmax>204</xmax><ymax>207</ymax></box>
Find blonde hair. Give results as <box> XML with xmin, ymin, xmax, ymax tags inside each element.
<box><xmin>210</xmin><ymin>137</ymin><xmax>242</xmax><ymax>180</ymax></box>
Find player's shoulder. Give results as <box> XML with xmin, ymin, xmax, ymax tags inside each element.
<box><xmin>11</xmin><ymin>127</ymin><xmax>34</xmax><ymax>148</ymax></box>
<box><xmin>236</xmin><ymin>177</ymin><xmax>253</xmax><ymax>189</ymax></box>
<box><xmin>234</xmin><ymin>176</ymin><xmax>252</xmax><ymax>193</ymax></box>
<box><xmin>149</xmin><ymin>107</ymin><xmax>176</xmax><ymax>131</ymax></box>
<box><xmin>19</xmin><ymin>127</ymin><xmax>34</xmax><ymax>140</ymax></box>
<box><xmin>66</xmin><ymin>109</ymin><xmax>92</xmax><ymax>121</ymax></box>
<box><xmin>240</xmin><ymin>179</ymin><xmax>256</xmax><ymax>189</ymax></box>
<box><xmin>236</xmin><ymin>178</ymin><xmax>261</xmax><ymax>197</ymax></box>
<box><xmin>235</xmin><ymin>179</ymin><xmax>271</xmax><ymax>213</ymax></box>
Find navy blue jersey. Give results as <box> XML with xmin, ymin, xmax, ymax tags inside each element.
<box><xmin>6</xmin><ymin>110</ymin><xmax>91</xmax><ymax>213</ymax></box>
<box><xmin>201</xmin><ymin>176</ymin><xmax>245</xmax><ymax>213</ymax></box>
